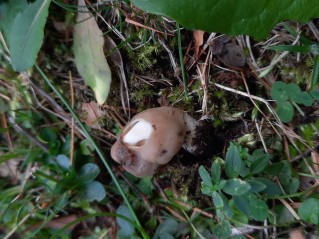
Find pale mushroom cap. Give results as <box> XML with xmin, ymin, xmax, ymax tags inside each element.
<box><xmin>125</xmin><ymin>107</ymin><xmax>186</xmax><ymax>164</ymax></box>
<box><xmin>110</xmin><ymin>106</ymin><xmax>199</xmax><ymax>177</ymax></box>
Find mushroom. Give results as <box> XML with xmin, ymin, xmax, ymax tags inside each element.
<box><xmin>111</xmin><ymin>107</ymin><xmax>205</xmax><ymax>177</ymax></box>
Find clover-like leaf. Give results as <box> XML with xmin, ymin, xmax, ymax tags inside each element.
<box><xmin>275</xmin><ymin>100</ymin><xmax>294</xmax><ymax>123</ymax></box>
<box><xmin>271</xmin><ymin>81</ymin><xmax>290</xmax><ymax>102</ymax></box>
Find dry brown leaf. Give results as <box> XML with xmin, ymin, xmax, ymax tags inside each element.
<box><xmin>193</xmin><ymin>30</ymin><xmax>204</xmax><ymax>58</ymax></box>
<box><xmin>81</xmin><ymin>101</ymin><xmax>104</xmax><ymax>129</ymax></box>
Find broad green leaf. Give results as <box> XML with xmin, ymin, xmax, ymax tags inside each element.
<box><xmin>131</xmin><ymin>0</ymin><xmax>319</xmax><ymax>40</ymax></box>
<box><xmin>250</xmin><ymin>198</ymin><xmax>268</xmax><ymax>221</ymax></box>
<box><xmin>255</xmin><ymin>178</ymin><xmax>282</xmax><ymax>196</ymax></box>
<box><xmin>300</xmin><ymin>92</ymin><xmax>314</xmax><ymax>106</ymax></box>
<box><xmin>310</xmin><ymin>89</ymin><xmax>319</xmax><ymax>100</ymax></box>
<box><xmin>250</xmin><ymin>154</ymin><xmax>270</xmax><ymax>174</ymax></box>
<box><xmin>82</xmin><ymin>180</ymin><xmax>106</xmax><ymax>201</ymax></box>
<box><xmin>0</xmin><ymin>0</ymin><xmax>28</xmax><ymax>40</ymax></box>
<box><xmin>247</xmin><ymin>180</ymin><xmax>266</xmax><ymax>193</ymax></box>
<box><xmin>225</xmin><ymin>143</ymin><xmax>242</xmax><ymax>178</ymax></box>
<box><xmin>212</xmin><ymin>191</ymin><xmax>223</xmax><ymax>209</ymax></box>
<box><xmin>136</xmin><ymin>177</ymin><xmax>154</xmax><ymax>195</ymax></box>
<box><xmin>199</xmin><ymin>165</ymin><xmax>212</xmax><ymax>186</ymax></box>
<box><xmin>298</xmin><ymin>198</ymin><xmax>319</xmax><ymax>225</ymax></box>
<box><xmin>211</xmin><ymin>157</ymin><xmax>222</xmax><ymax>183</ymax></box>
<box><xmin>212</xmin><ymin>220</ymin><xmax>231</xmax><ymax>239</ymax></box>
<box><xmin>285</xmin><ymin>83</ymin><xmax>302</xmax><ymax>103</ymax></box>
<box><xmin>298</xmin><ymin>198</ymin><xmax>319</xmax><ymax>224</ymax></box>
<box><xmin>8</xmin><ymin>0</ymin><xmax>51</xmax><ymax>71</ymax></box>
<box><xmin>154</xmin><ymin>218</ymin><xmax>179</xmax><ymax>238</ymax></box>
<box><xmin>116</xmin><ymin>205</ymin><xmax>136</xmax><ymax>236</ymax></box>
<box><xmin>233</xmin><ymin>195</ymin><xmax>251</xmax><ymax>216</ymax></box>
<box><xmin>273</xmin><ymin>205</ymin><xmax>295</xmax><ymax>224</ymax></box>
<box><xmin>78</xmin><ymin>163</ymin><xmax>100</xmax><ymax>183</ymax></box>
<box><xmin>271</xmin><ymin>81</ymin><xmax>290</xmax><ymax>102</ymax></box>
<box><xmin>73</xmin><ymin>0</ymin><xmax>112</xmax><ymax>105</ymax></box>
<box><xmin>275</xmin><ymin>101</ymin><xmax>294</xmax><ymax>123</ymax></box>
<box><xmin>222</xmin><ymin>179</ymin><xmax>251</xmax><ymax>196</ymax></box>
<box><xmin>234</xmin><ymin>193</ymin><xmax>268</xmax><ymax>221</ymax></box>
<box><xmin>56</xmin><ymin>154</ymin><xmax>70</xmax><ymax>171</ymax></box>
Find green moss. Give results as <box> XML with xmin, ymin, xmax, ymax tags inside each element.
<box><xmin>126</xmin><ymin>43</ymin><xmax>160</xmax><ymax>73</ymax></box>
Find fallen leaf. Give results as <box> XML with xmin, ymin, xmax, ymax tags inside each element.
<box><xmin>73</xmin><ymin>0</ymin><xmax>112</xmax><ymax>105</ymax></box>
<box><xmin>81</xmin><ymin>101</ymin><xmax>104</xmax><ymax>129</ymax></box>
<box><xmin>193</xmin><ymin>30</ymin><xmax>204</xmax><ymax>58</ymax></box>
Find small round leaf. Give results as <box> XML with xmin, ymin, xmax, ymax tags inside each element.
<box><xmin>275</xmin><ymin>101</ymin><xmax>294</xmax><ymax>123</ymax></box>
<box><xmin>56</xmin><ymin>154</ymin><xmax>70</xmax><ymax>171</ymax></box>
<box><xmin>271</xmin><ymin>81</ymin><xmax>289</xmax><ymax>101</ymax></box>
<box><xmin>298</xmin><ymin>198</ymin><xmax>319</xmax><ymax>224</ymax></box>
<box><xmin>300</xmin><ymin>92</ymin><xmax>314</xmax><ymax>106</ymax></box>
<box><xmin>82</xmin><ymin>180</ymin><xmax>106</xmax><ymax>202</ymax></box>
<box><xmin>78</xmin><ymin>163</ymin><xmax>100</xmax><ymax>183</ymax></box>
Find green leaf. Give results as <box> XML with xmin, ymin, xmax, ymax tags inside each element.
<box><xmin>82</xmin><ymin>180</ymin><xmax>106</xmax><ymax>202</ymax></box>
<box><xmin>199</xmin><ymin>165</ymin><xmax>212</xmax><ymax>186</ymax></box>
<box><xmin>222</xmin><ymin>179</ymin><xmax>251</xmax><ymax>196</ymax></box>
<box><xmin>298</xmin><ymin>198</ymin><xmax>319</xmax><ymax>224</ymax></box>
<box><xmin>131</xmin><ymin>0</ymin><xmax>319</xmax><ymax>40</ymax></box>
<box><xmin>247</xmin><ymin>180</ymin><xmax>266</xmax><ymax>193</ymax></box>
<box><xmin>211</xmin><ymin>157</ymin><xmax>222</xmax><ymax>183</ymax></box>
<box><xmin>212</xmin><ymin>191</ymin><xmax>224</xmax><ymax>209</ymax></box>
<box><xmin>299</xmin><ymin>92</ymin><xmax>314</xmax><ymax>106</ymax></box>
<box><xmin>154</xmin><ymin>218</ymin><xmax>179</xmax><ymax>238</ymax></box>
<box><xmin>285</xmin><ymin>83</ymin><xmax>302</xmax><ymax>103</ymax></box>
<box><xmin>56</xmin><ymin>154</ymin><xmax>70</xmax><ymax>171</ymax></box>
<box><xmin>116</xmin><ymin>205</ymin><xmax>136</xmax><ymax>237</ymax></box>
<box><xmin>271</xmin><ymin>81</ymin><xmax>290</xmax><ymax>102</ymax></box>
<box><xmin>250</xmin><ymin>154</ymin><xmax>270</xmax><ymax>174</ymax></box>
<box><xmin>310</xmin><ymin>89</ymin><xmax>319</xmax><ymax>100</ymax></box>
<box><xmin>225</xmin><ymin>143</ymin><xmax>242</xmax><ymax>178</ymax></box>
<box><xmin>8</xmin><ymin>0</ymin><xmax>51</xmax><ymax>71</ymax></box>
<box><xmin>136</xmin><ymin>177</ymin><xmax>154</xmax><ymax>195</ymax></box>
<box><xmin>0</xmin><ymin>0</ymin><xmax>28</xmax><ymax>40</ymax></box>
<box><xmin>275</xmin><ymin>100</ymin><xmax>294</xmax><ymax>123</ymax></box>
<box><xmin>73</xmin><ymin>0</ymin><xmax>112</xmax><ymax>105</ymax></box>
<box><xmin>250</xmin><ymin>198</ymin><xmax>268</xmax><ymax>221</ymax></box>
<box><xmin>234</xmin><ymin>195</ymin><xmax>251</xmax><ymax>216</ymax></box>
<box><xmin>80</xmin><ymin>139</ymin><xmax>94</xmax><ymax>156</ymax></box>
<box><xmin>255</xmin><ymin>178</ymin><xmax>282</xmax><ymax>196</ymax></box>
<box><xmin>78</xmin><ymin>163</ymin><xmax>100</xmax><ymax>183</ymax></box>
<box><xmin>212</xmin><ymin>220</ymin><xmax>231</xmax><ymax>239</ymax></box>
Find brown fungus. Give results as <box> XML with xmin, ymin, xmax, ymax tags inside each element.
<box><xmin>111</xmin><ymin>107</ymin><xmax>203</xmax><ymax>177</ymax></box>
